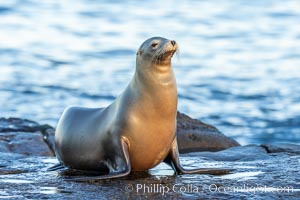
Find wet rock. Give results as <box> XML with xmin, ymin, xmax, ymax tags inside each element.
<box><xmin>0</xmin><ymin>118</ymin><xmax>55</xmax><ymax>156</ymax></box>
<box><xmin>0</xmin><ymin>117</ymin><xmax>298</xmax><ymax>199</ymax></box>
<box><xmin>187</xmin><ymin>145</ymin><xmax>269</xmax><ymax>161</ymax></box>
<box><xmin>0</xmin><ymin>132</ymin><xmax>53</xmax><ymax>156</ymax></box>
<box><xmin>1</xmin><ymin>116</ymin><xmax>298</xmax><ymax>198</ymax></box>
<box><xmin>261</xmin><ymin>143</ymin><xmax>300</xmax><ymax>154</ymax></box>
<box><xmin>0</xmin><ymin>145</ymin><xmax>299</xmax><ymax>199</ymax></box>
<box><xmin>176</xmin><ymin>112</ymin><xmax>240</xmax><ymax>153</ymax></box>
<box><xmin>0</xmin><ymin>117</ymin><xmax>39</xmax><ymax>132</ymax></box>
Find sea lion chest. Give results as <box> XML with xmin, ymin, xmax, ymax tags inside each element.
<box><xmin>124</xmin><ymin>116</ymin><xmax>176</xmax><ymax>171</ymax></box>
<box><xmin>119</xmin><ymin>81</ymin><xmax>177</xmax><ymax>171</ymax></box>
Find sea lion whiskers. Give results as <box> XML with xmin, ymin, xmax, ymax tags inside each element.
<box><xmin>175</xmin><ymin>46</ymin><xmax>180</xmax><ymax>61</ymax></box>
<box><xmin>152</xmin><ymin>45</ymin><xmax>174</xmax><ymax>65</ymax></box>
<box><xmin>151</xmin><ymin>47</ymin><xmax>165</xmax><ymax>64</ymax></box>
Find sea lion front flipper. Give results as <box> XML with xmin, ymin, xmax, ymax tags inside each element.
<box><xmin>164</xmin><ymin>137</ymin><xmax>231</xmax><ymax>175</ymax></box>
<box><xmin>65</xmin><ymin>138</ymin><xmax>131</xmax><ymax>182</ymax></box>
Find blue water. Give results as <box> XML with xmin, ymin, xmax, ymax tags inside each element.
<box><xmin>0</xmin><ymin>0</ymin><xmax>300</xmax><ymax>145</ymax></box>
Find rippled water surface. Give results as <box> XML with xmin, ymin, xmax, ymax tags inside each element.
<box><xmin>1</xmin><ymin>0</ymin><xmax>300</xmax><ymax>145</ymax></box>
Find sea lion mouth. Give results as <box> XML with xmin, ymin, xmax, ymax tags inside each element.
<box><xmin>153</xmin><ymin>48</ymin><xmax>177</xmax><ymax>64</ymax></box>
<box><xmin>158</xmin><ymin>49</ymin><xmax>176</xmax><ymax>59</ymax></box>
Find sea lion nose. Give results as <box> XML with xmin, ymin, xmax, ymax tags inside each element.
<box><xmin>171</xmin><ymin>40</ymin><xmax>176</xmax><ymax>46</ymax></box>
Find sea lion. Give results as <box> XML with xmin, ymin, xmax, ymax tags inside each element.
<box><xmin>49</xmin><ymin>37</ymin><xmax>229</xmax><ymax>181</ymax></box>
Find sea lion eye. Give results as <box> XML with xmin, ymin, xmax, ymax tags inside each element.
<box><xmin>151</xmin><ymin>42</ymin><xmax>158</xmax><ymax>48</ymax></box>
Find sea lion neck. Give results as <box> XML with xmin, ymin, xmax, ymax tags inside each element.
<box><xmin>135</xmin><ymin>59</ymin><xmax>175</xmax><ymax>87</ymax></box>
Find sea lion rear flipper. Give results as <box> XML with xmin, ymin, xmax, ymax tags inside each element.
<box><xmin>47</xmin><ymin>163</ymin><xmax>65</xmax><ymax>171</ymax></box>
<box><xmin>65</xmin><ymin>138</ymin><xmax>131</xmax><ymax>182</ymax></box>
<box><xmin>164</xmin><ymin>137</ymin><xmax>231</xmax><ymax>175</ymax></box>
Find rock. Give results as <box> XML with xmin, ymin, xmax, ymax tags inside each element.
<box><xmin>0</xmin><ymin>116</ymin><xmax>298</xmax><ymax>198</ymax></box>
<box><xmin>176</xmin><ymin>112</ymin><xmax>240</xmax><ymax>153</ymax></box>
<box><xmin>0</xmin><ymin>117</ymin><xmax>299</xmax><ymax>199</ymax></box>
<box><xmin>187</xmin><ymin>145</ymin><xmax>269</xmax><ymax>161</ymax></box>
<box><xmin>0</xmin><ymin>144</ymin><xmax>299</xmax><ymax>199</ymax></box>
<box><xmin>0</xmin><ymin>117</ymin><xmax>43</xmax><ymax>132</ymax></box>
<box><xmin>0</xmin><ymin>118</ymin><xmax>55</xmax><ymax>156</ymax></box>
<box><xmin>261</xmin><ymin>143</ymin><xmax>300</xmax><ymax>154</ymax></box>
<box><xmin>0</xmin><ymin>132</ymin><xmax>53</xmax><ymax>156</ymax></box>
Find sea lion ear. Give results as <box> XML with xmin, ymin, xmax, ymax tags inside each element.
<box><xmin>136</xmin><ymin>50</ymin><xmax>143</xmax><ymax>55</ymax></box>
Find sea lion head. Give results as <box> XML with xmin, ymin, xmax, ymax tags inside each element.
<box><xmin>136</xmin><ymin>37</ymin><xmax>178</xmax><ymax>68</ymax></box>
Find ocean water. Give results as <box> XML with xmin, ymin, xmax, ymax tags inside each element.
<box><xmin>0</xmin><ymin>0</ymin><xmax>299</xmax><ymax>145</ymax></box>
